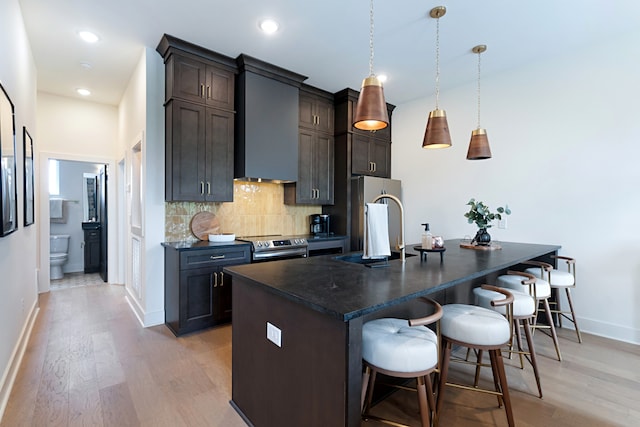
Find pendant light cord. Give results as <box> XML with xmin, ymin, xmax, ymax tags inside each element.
<box><xmin>435</xmin><ymin>16</ymin><xmax>441</xmax><ymax>110</ymax></box>
<box><xmin>369</xmin><ymin>0</ymin><xmax>375</xmax><ymax>77</ymax></box>
<box><xmin>476</xmin><ymin>50</ymin><xmax>481</xmax><ymax>129</ymax></box>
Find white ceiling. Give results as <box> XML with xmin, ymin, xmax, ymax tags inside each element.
<box><xmin>18</xmin><ymin>0</ymin><xmax>640</xmax><ymax>107</ymax></box>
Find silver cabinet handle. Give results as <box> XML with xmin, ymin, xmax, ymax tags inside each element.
<box><xmin>207</xmin><ymin>182</ymin><xmax>211</xmax><ymax>195</ymax></box>
<box><xmin>220</xmin><ymin>271</ymin><xmax>224</xmax><ymax>286</ymax></box>
<box><xmin>207</xmin><ymin>85</ymin><xmax>211</xmax><ymax>99</ymax></box>
<box><xmin>200</xmin><ymin>84</ymin><xmax>205</xmax><ymax>98</ymax></box>
<box><xmin>372</xmin><ymin>162</ymin><xmax>377</xmax><ymax>172</ymax></box>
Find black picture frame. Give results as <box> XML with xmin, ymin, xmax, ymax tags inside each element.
<box><xmin>0</xmin><ymin>82</ymin><xmax>18</xmax><ymax>237</ymax></box>
<box><xmin>23</xmin><ymin>126</ymin><xmax>34</xmax><ymax>226</ymax></box>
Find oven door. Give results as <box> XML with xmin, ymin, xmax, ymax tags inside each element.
<box><xmin>252</xmin><ymin>247</ymin><xmax>308</xmax><ymax>262</ymax></box>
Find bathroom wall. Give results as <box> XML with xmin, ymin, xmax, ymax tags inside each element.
<box><xmin>50</xmin><ymin>160</ymin><xmax>103</xmax><ymax>273</ymax></box>
<box><xmin>165</xmin><ymin>181</ymin><xmax>321</xmax><ymax>241</ymax></box>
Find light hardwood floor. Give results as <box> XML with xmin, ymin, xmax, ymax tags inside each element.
<box><xmin>2</xmin><ymin>283</ymin><xmax>639</xmax><ymax>426</ymax></box>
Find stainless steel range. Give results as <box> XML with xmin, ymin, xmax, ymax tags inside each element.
<box><xmin>237</xmin><ymin>235</ymin><xmax>308</xmax><ymax>262</ymax></box>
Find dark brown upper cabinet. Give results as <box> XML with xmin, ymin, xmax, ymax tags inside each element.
<box><xmin>157</xmin><ymin>34</ymin><xmax>237</xmax><ymax>202</ymax></box>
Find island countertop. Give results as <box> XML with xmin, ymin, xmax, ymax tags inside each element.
<box><xmin>224</xmin><ymin>239</ymin><xmax>561</xmax><ymax>322</ymax></box>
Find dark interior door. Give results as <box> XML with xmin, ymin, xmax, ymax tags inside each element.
<box><xmin>99</xmin><ymin>165</ymin><xmax>108</xmax><ymax>282</ymax></box>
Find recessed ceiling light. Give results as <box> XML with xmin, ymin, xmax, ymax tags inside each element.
<box><xmin>76</xmin><ymin>88</ymin><xmax>91</xmax><ymax>96</ymax></box>
<box><xmin>377</xmin><ymin>74</ymin><xmax>388</xmax><ymax>83</ymax></box>
<box><xmin>259</xmin><ymin>19</ymin><xmax>279</xmax><ymax>34</ymax></box>
<box><xmin>80</xmin><ymin>62</ymin><xmax>92</xmax><ymax>70</ymax></box>
<box><xmin>78</xmin><ymin>30</ymin><xmax>99</xmax><ymax>43</ymax></box>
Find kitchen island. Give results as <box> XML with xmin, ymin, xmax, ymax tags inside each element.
<box><xmin>224</xmin><ymin>239</ymin><xmax>560</xmax><ymax>427</ymax></box>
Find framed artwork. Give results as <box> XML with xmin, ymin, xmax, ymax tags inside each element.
<box><xmin>0</xmin><ymin>82</ymin><xmax>18</xmax><ymax>237</ymax></box>
<box><xmin>23</xmin><ymin>127</ymin><xmax>34</xmax><ymax>226</ymax></box>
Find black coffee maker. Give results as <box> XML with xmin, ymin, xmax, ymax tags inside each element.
<box><xmin>310</xmin><ymin>214</ymin><xmax>330</xmax><ymax>236</ymax></box>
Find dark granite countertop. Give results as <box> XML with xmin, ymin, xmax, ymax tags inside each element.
<box><xmin>162</xmin><ymin>240</ymin><xmax>251</xmax><ymax>251</ymax></box>
<box><xmin>224</xmin><ymin>239</ymin><xmax>560</xmax><ymax>322</ymax></box>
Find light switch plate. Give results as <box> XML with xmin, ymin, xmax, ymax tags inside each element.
<box><xmin>266</xmin><ymin>322</ymin><xmax>282</xmax><ymax>347</ymax></box>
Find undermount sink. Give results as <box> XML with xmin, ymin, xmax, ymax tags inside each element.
<box><xmin>335</xmin><ymin>251</ymin><xmax>416</xmax><ymax>267</ymax></box>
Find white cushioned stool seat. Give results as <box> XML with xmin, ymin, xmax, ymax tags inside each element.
<box><xmin>474</xmin><ymin>287</ymin><xmax>535</xmax><ymax>317</ymax></box>
<box><xmin>362</xmin><ymin>318</ymin><xmax>438</xmax><ymax>373</ymax></box>
<box><xmin>497</xmin><ymin>274</ymin><xmax>551</xmax><ymax>299</ymax></box>
<box><xmin>525</xmin><ymin>267</ymin><xmax>574</xmax><ymax>287</ymax></box>
<box><xmin>441</xmin><ymin>304</ymin><xmax>511</xmax><ymax>346</ymax></box>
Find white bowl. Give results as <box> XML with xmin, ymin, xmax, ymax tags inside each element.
<box><xmin>208</xmin><ymin>233</ymin><xmax>235</xmax><ymax>243</ymax></box>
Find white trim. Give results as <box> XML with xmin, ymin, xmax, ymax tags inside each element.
<box><xmin>0</xmin><ymin>300</ymin><xmax>39</xmax><ymax>422</ymax></box>
<box><xmin>125</xmin><ymin>287</ymin><xmax>164</xmax><ymax>328</ymax></box>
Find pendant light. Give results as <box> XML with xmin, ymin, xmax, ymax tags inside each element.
<box><xmin>466</xmin><ymin>45</ymin><xmax>492</xmax><ymax>160</ymax></box>
<box><xmin>353</xmin><ymin>0</ymin><xmax>389</xmax><ymax>131</ymax></box>
<box><xmin>422</xmin><ymin>6</ymin><xmax>452</xmax><ymax>149</ymax></box>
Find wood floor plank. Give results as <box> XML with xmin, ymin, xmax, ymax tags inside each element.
<box><xmin>98</xmin><ymin>383</ymin><xmax>139</xmax><ymax>427</ymax></box>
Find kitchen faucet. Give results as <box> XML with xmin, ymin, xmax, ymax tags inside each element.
<box><xmin>372</xmin><ymin>194</ymin><xmax>405</xmax><ymax>262</ymax></box>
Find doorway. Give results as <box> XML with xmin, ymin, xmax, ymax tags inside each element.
<box><xmin>38</xmin><ymin>152</ymin><xmax>117</xmax><ymax>293</ymax></box>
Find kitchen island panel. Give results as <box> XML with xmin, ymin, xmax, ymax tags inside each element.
<box><xmin>232</xmin><ymin>276</ymin><xmax>361</xmax><ymax>426</ymax></box>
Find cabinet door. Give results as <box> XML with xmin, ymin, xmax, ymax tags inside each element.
<box><xmin>294</xmin><ymin>131</ymin><xmax>334</xmax><ymax>204</ymax></box>
<box><xmin>299</xmin><ymin>93</ymin><xmax>334</xmax><ymax>133</ymax></box>
<box><xmin>214</xmin><ymin>271</ymin><xmax>233</xmax><ymax>323</ymax></box>
<box><xmin>313</xmin><ymin>133</ymin><xmax>334</xmax><ymax>204</ymax></box>
<box><xmin>350</xmin><ymin>134</ymin><xmax>390</xmax><ymax>178</ymax></box>
<box><xmin>205</xmin><ymin>109</ymin><xmax>234</xmax><ymax>202</ymax></box>
<box><xmin>205</xmin><ymin>67</ymin><xmax>235</xmax><ymax>110</ymax></box>
<box><xmin>179</xmin><ymin>268</ymin><xmax>217</xmax><ymax>333</ymax></box>
<box><xmin>296</xmin><ymin>130</ymin><xmax>316</xmax><ymax>203</ymax></box>
<box><xmin>171</xmin><ymin>55</ymin><xmax>207</xmax><ymax>104</ymax></box>
<box><xmin>166</xmin><ymin>100</ymin><xmax>207</xmax><ymax>201</ymax></box>
<box><xmin>351</xmin><ymin>133</ymin><xmax>372</xmax><ymax>175</ymax></box>
<box><xmin>369</xmin><ymin>139</ymin><xmax>391</xmax><ymax>178</ymax></box>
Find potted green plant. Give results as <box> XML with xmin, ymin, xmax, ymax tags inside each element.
<box><xmin>464</xmin><ymin>198</ymin><xmax>511</xmax><ymax>245</ymax></box>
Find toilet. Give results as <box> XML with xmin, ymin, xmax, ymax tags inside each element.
<box><xmin>50</xmin><ymin>234</ymin><xmax>70</xmax><ymax>280</ymax></box>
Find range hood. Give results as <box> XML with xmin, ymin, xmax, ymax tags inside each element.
<box><xmin>235</xmin><ymin>54</ymin><xmax>307</xmax><ymax>183</ymax></box>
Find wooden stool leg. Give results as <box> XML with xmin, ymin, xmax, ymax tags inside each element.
<box><xmin>565</xmin><ymin>288</ymin><xmax>583</xmax><ymax>343</ymax></box>
<box><xmin>361</xmin><ymin>365</ymin><xmax>371</xmax><ymax>412</ymax></box>
<box><xmin>363</xmin><ymin>368</ymin><xmax>377</xmax><ymax>414</ymax></box>
<box><xmin>513</xmin><ymin>319</ymin><xmax>524</xmax><ymax>368</ymax></box>
<box><xmin>417</xmin><ymin>376</ymin><xmax>431</xmax><ymax>427</ymax></box>
<box><xmin>435</xmin><ymin>341</ymin><xmax>452</xmax><ymax>426</ymax></box>
<box><xmin>523</xmin><ymin>318</ymin><xmax>543</xmax><ymax>398</ymax></box>
<box><xmin>542</xmin><ymin>298</ymin><xmax>562</xmax><ymax>361</ymax></box>
<box><xmin>425</xmin><ymin>374</ymin><xmax>436</xmax><ymax>423</ymax></box>
<box><xmin>491</xmin><ymin>349</ymin><xmax>515</xmax><ymax>427</ymax></box>
<box><xmin>473</xmin><ymin>349</ymin><xmax>484</xmax><ymax>387</ymax></box>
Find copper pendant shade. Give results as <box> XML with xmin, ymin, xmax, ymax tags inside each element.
<box><xmin>467</xmin><ymin>44</ymin><xmax>492</xmax><ymax>160</ymax></box>
<box><xmin>466</xmin><ymin>128</ymin><xmax>492</xmax><ymax>159</ymax></box>
<box><xmin>422</xmin><ymin>6</ymin><xmax>452</xmax><ymax>150</ymax></box>
<box><xmin>354</xmin><ymin>76</ymin><xmax>389</xmax><ymax>131</ymax></box>
<box><xmin>422</xmin><ymin>109</ymin><xmax>452</xmax><ymax>149</ymax></box>
<box><xmin>353</xmin><ymin>0</ymin><xmax>389</xmax><ymax>131</ymax></box>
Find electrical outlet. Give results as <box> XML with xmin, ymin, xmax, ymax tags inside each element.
<box><xmin>498</xmin><ymin>217</ymin><xmax>507</xmax><ymax>229</ymax></box>
<box><xmin>266</xmin><ymin>322</ymin><xmax>282</xmax><ymax>347</ymax></box>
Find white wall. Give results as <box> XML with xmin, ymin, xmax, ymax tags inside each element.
<box><xmin>118</xmin><ymin>47</ymin><xmax>165</xmax><ymax>327</ymax></box>
<box><xmin>392</xmin><ymin>29</ymin><xmax>640</xmax><ymax>344</ymax></box>
<box><xmin>36</xmin><ymin>93</ymin><xmax>118</xmax><ymax>292</ymax></box>
<box><xmin>0</xmin><ymin>0</ymin><xmax>38</xmax><ymax>417</ymax></box>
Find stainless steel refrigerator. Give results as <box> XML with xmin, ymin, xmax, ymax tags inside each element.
<box><xmin>350</xmin><ymin>176</ymin><xmax>402</xmax><ymax>252</ymax></box>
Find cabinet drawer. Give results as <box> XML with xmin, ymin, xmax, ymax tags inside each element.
<box><xmin>180</xmin><ymin>246</ymin><xmax>250</xmax><ymax>269</ymax></box>
<box><xmin>85</xmin><ymin>230</ymin><xmax>100</xmax><ymax>239</ymax></box>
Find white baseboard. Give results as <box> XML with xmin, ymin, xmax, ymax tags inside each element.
<box><xmin>578</xmin><ymin>315</ymin><xmax>640</xmax><ymax>345</ymax></box>
<box><xmin>0</xmin><ymin>300</ymin><xmax>40</xmax><ymax>423</ymax></box>
<box><xmin>124</xmin><ymin>287</ymin><xmax>164</xmax><ymax>328</ymax></box>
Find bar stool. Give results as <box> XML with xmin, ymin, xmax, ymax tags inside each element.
<box><xmin>474</xmin><ymin>281</ymin><xmax>543</xmax><ymax>398</ymax></box>
<box><xmin>361</xmin><ymin>298</ymin><xmax>442</xmax><ymax>427</ymax></box>
<box><xmin>436</xmin><ymin>286</ymin><xmax>515</xmax><ymax>427</ymax></box>
<box><xmin>497</xmin><ymin>270</ymin><xmax>562</xmax><ymax>361</ymax></box>
<box><xmin>524</xmin><ymin>255</ymin><xmax>582</xmax><ymax>343</ymax></box>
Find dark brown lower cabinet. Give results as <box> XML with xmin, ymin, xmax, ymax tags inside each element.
<box><xmin>164</xmin><ymin>243</ymin><xmax>250</xmax><ymax>336</ymax></box>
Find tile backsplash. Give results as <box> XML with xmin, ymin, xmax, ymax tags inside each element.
<box><xmin>165</xmin><ymin>181</ymin><xmax>321</xmax><ymax>242</ymax></box>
